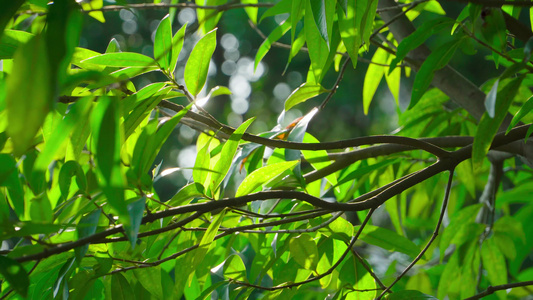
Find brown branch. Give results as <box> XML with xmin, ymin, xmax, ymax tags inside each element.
<box><xmin>464</xmin><ymin>280</ymin><xmax>533</xmax><ymax>300</ymax></box>
<box><xmin>446</xmin><ymin>0</ymin><xmax>533</xmax><ymax>7</ymax></box>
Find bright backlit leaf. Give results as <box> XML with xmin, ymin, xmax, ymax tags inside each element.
<box><xmin>289</xmin><ymin>234</ymin><xmax>319</xmax><ymax>270</ymax></box>
<box><xmin>154</xmin><ymin>14</ymin><xmax>173</xmax><ymax>71</ymax></box>
<box><xmin>284</xmin><ymin>83</ymin><xmax>328</xmax><ymax>111</ymax></box>
<box><xmin>236</xmin><ymin>160</ymin><xmax>299</xmax><ymax>196</ymax></box>
<box><xmin>82</xmin><ymin>52</ymin><xmax>157</xmax><ymax>67</ymax></box>
<box><xmin>185</xmin><ymin>28</ymin><xmax>217</xmax><ymax>96</ymax></box>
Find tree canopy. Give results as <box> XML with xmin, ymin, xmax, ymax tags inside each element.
<box><xmin>1</xmin><ymin>0</ymin><xmax>533</xmax><ymax>299</ymax></box>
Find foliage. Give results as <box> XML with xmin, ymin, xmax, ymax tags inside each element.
<box><xmin>1</xmin><ymin>0</ymin><xmax>533</xmax><ymax>299</ymax></box>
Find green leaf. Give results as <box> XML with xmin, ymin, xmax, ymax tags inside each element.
<box><xmin>6</xmin><ymin>34</ymin><xmax>52</xmax><ymax>156</ymax></box>
<box><xmin>485</xmin><ymin>79</ymin><xmax>499</xmax><ymax>118</ymax></box>
<box><xmin>193</xmin><ymin>134</ymin><xmax>216</xmax><ymax>189</ymax></box>
<box><xmin>171</xmin><ymin>23</ymin><xmax>187</xmax><ymax>74</ymax></box>
<box><xmin>53</xmin><ymin>257</ymin><xmax>75</xmax><ymax>298</ymax></box>
<box><xmin>325</xmin><ymin>216</ymin><xmax>353</xmax><ymax>242</ymax></box>
<box><xmin>254</xmin><ymin>20</ymin><xmax>291</xmax><ymax>71</ymax></box>
<box><xmin>355</xmin><ymin>224</ymin><xmax>420</xmax><ymax>257</ymax></box>
<box><xmin>385</xmin><ymin>290</ymin><xmax>438</xmax><ymax>300</ymax></box>
<box><xmin>309</xmin><ymin>0</ymin><xmax>333</xmax><ymax>47</ymax></box>
<box><xmin>363</xmin><ymin>47</ymin><xmax>387</xmax><ymax>114</ymax></box>
<box><xmin>440</xmin><ymin>204</ymin><xmax>482</xmax><ymax>260</ymax></box>
<box><xmin>259</xmin><ymin>0</ymin><xmax>291</xmax><ymax>23</ymax></box>
<box><xmin>301</xmin><ymin>133</ymin><xmax>338</xmax><ymax>188</ymax></box>
<box><xmin>390</xmin><ymin>18</ymin><xmax>454</xmax><ymax>72</ymax></box>
<box><xmin>477</xmin><ymin>8</ymin><xmax>507</xmax><ymax>53</ymax></box>
<box><xmin>481</xmin><ymin>238</ymin><xmax>508</xmax><ymax>300</ymax></box>
<box><xmin>410</xmin><ymin>38</ymin><xmax>463</xmax><ymax>109</ymax></box>
<box><xmin>0</xmin><ymin>30</ymin><xmax>33</xmax><ymax>59</ymax></box>
<box><xmin>236</xmin><ymin>160</ymin><xmax>299</xmax><ymax>196</ymax></box>
<box><xmin>185</xmin><ymin>28</ymin><xmax>217</xmax><ymax>96</ymax></box>
<box><xmin>133</xmin><ymin>266</ymin><xmax>163</xmax><ymax>299</ymax></box>
<box><xmin>305</xmin><ymin>1</ymin><xmax>329</xmax><ymax>82</ymax></box>
<box><xmin>124</xmin><ymin>196</ymin><xmax>146</xmax><ymax>248</ymax></box>
<box><xmin>337</xmin><ymin>1</ymin><xmax>361</xmax><ymax>68</ymax></box>
<box><xmin>75</xmin><ymin>209</ymin><xmax>101</xmax><ymax>262</ymax></box>
<box><xmin>0</xmin><ymin>256</ymin><xmax>29</xmax><ymax>297</ymax></box>
<box><xmin>90</xmin><ymin>96</ymin><xmax>128</xmax><ymax>224</ymax></box>
<box><xmin>290</xmin><ymin>0</ymin><xmax>305</xmax><ymax>42</ymax></box>
<box><xmin>0</xmin><ymin>154</ymin><xmax>24</xmax><ymax>217</ymax></box>
<box><xmin>82</xmin><ymin>52</ymin><xmax>157</xmax><ymax>67</ymax></box>
<box><xmin>242</xmin><ymin>0</ymin><xmax>258</xmax><ymax>24</ymax></box>
<box><xmin>0</xmin><ymin>0</ymin><xmax>25</xmax><ymax>39</ymax></box>
<box><xmin>154</xmin><ymin>14</ymin><xmax>172</xmax><ymax>71</ymax></box>
<box><xmin>289</xmin><ymin>234</ymin><xmax>319</xmax><ymax>270</ymax></box>
<box><xmin>284</xmin><ymin>83</ymin><xmax>328</xmax><ymax>111</ymax></box>
<box><xmin>169</xmin><ymin>182</ymin><xmax>205</xmax><ymax>206</ymax></box>
<box><xmin>34</xmin><ymin>97</ymin><xmax>93</xmax><ymax>175</ymax></box>
<box><xmin>111</xmin><ymin>273</ymin><xmax>135</xmax><ymax>300</ymax></box>
<box><xmin>140</xmin><ymin>106</ymin><xmax>190</xmax><ymax>176</ymax></box>
<box><xmin>210</xmin><ymin>118</ymin><xmax>254</xmax><ymax>193</ymax></box>
<box><xmin>473</xmin><ymin>76</ymin><xmax>524</xmax><ymax>169</ymax></box>
<box><xmin>189</xmin><ymin>211</ymin><xmax>225</xmax><ymax>281</ymax></box>
<box><xmin>123</xmin><ymin>86</ymin><xmax>169</xmax><ymax>139</ymax></box>
<box><xmin>507</xmin><ymin>95</ymin><xmax>533</xmax><ymax>134</ymax></box>
<box><xmin>223</xmin><ymin>254</ymin><xmax>247</xmax><ymax>281</ymax></box>
<box><xmin>339</xmin><ymin>256</ymin><xmax>377</xmax><ymax>297</ymax></box>
<box><xmin>58</xmin><ymin>160</ymin><xmax>87</xmax><ymax>200</ymax></box>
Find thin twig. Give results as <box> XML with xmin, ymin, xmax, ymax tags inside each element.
<box><xmin>377</xmin><ymin>168</ymin><xmax>455</xmax><ymax>299</ymax></box>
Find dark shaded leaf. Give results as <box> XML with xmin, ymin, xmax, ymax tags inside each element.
<box><xmin>0</xmin><ymin>256</ymin><xmax>29</xmax><ymax>297</ymax></box>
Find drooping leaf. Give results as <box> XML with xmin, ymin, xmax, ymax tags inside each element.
<box><xmin>390</xmin><ymin>18</ymin><xmax>454</xmax><ymax>72</ymax></box>
<box><xmin>309</xmin><ymin>0</ymin><xmax>333</xmax><ymax>47</ymax></box>
<box><xmin>242</xmin><ymin>0</ymin><xmax>258</xmax><ymax>24</ymax></box>
<box><xmin>473</xmin><ymin>76</ymin><xmax>524</xmax><ymax>169</ymax></box>
<box><xmin>133</xmin><ymin>266</ymin><xmax>163</xmax><ymax>299</ymax></box>
<box><xmin>410</xmin><ymin>38</ymin><xmax>464</xmax><ymax>109</ymax></box>
<box><xmin>363</xmin><ymin>47</ymin><xmax>387</xmax><ymax>114</ymax></box>
<box><xmin>6</xmin><ymin>34</ymin><xmax>52</xmax><ymax>156</ymax></box>
<box><xmin>111</xmin><ymin>273</ymin><xmax>135</xmax><ymax>300</ymax></box>
<box><xmin>90</xmin><ymin>96</ymin><xmax>128</xmax><ymax>224</ymax></box>
<box><xmin>184</xmin><ymin>28</ymin><xmax>217</xmax><ymax>96</ymax></box>
<box><xmin>82</xmin><ymin>52</ymin><xmax>157</xmax><ymax>67</ymax></box>
<box><xmin>254</xmin><ymin>20</ymin><xmax>291</xmax><ymax>71</ymax></box>
<box><xmin>305</xmin><ymin>1</ymin><xmax>329</xmax><ymax>82</ymax></box>
<box><xmin>481</xmin><ymin>238</ymin><xmax>508</xmax><ymax>300</ymax></box>
<box><xmin>0</xmin><ymin>256</ymin><xmax>29</xmax><ymax>297</ymax></box>
<box><xmin>284</xmin><ymin>83</ymin><xmax>328</xmax><ymax>111</ymax></box>
<box><xmin>485</xmin><ymin>79</ymin><xmax>499</xmax><ymax>118</ymax></box>
<box><xmin>289</xmin><ymin>234</ymin><xmax>319</xmax><ymax>270</ymax></box>
<box><xmin>124</xmin><ymin>196</ymin><xmax>145</xmax><ymax>248</ymax></box>
<box><xmin>171</xmin><ymin>23</ymin><xmax>187</xmax><ymax>74</ymax></box>
<box><xmin>236</xmin><ymin>160</ymin><xmax>299</xmax><ymax>196</ymax></box>
<box><xmin>154</xmin><ymin>14</ymin><xmax>173</xmax><ymax>71</ymax></box>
